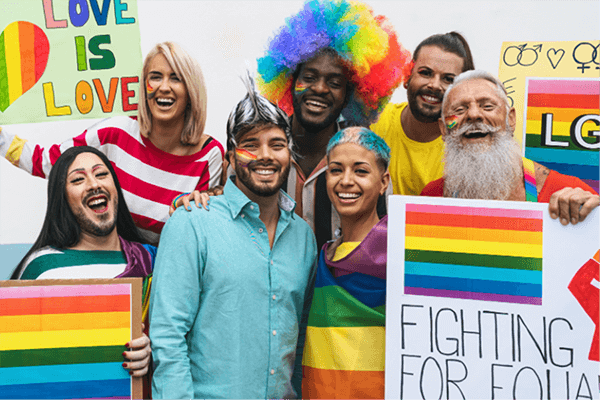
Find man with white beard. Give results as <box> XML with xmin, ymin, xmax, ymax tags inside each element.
<box><xmin>421</xmin><ymin>70</ymin><xmax>599</xmax><ymax>226</ymax></box>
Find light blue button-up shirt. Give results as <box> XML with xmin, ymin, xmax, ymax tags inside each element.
<box><xmin>150</xmin><ymin>177</ymin><xmax>317</xmax><ymax>399</ymax></box>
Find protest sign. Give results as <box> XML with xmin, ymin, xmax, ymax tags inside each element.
<box><xmin>0</xmin><ymin>278</ymin><xmax>142</xmax><ymax>399</ymax></box>
<box><xmin>0</xmin><ymin>0</ymin><xmax>142</xmax><ymax>124</ymax></box>
<box><xmin>386</xmin><ymin>195</ymin><xmax>599</xmax><ymax>400</ymax></box>
<box><xmin>498</xmin><ymin>40</ymin><xmax>599</xmax><ymax>193</ymax></box>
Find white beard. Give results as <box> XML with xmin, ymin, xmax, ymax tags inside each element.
<box><xmin>444</xmin><ymin>123</ymin><xmax>523</xmax><ymax>200</ymax></box>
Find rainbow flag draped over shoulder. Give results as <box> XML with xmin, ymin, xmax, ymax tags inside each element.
<box><xmin>302</xmin><ymin>218</ymin><xmax>387</xmax><ymax>398</ymax></box>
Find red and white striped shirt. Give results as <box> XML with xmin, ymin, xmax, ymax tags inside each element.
<box><xmin>0</xmin><ymin>116</ymin><xmax>224</xmax><ymax>243</ymax></box>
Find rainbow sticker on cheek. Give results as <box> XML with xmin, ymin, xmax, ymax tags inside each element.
<box><xmin>294</xmin><ymin>82</ymin><xmax>308</xmax><ymax>95</ymax></box>
<box><xmin>146</xmin><ymin>79</ymin><xmax>156</xmax><ymax>100</ymax></box>
<box><xmin>236</xmin><ymin>148</ymin><xmax>258</xmax><ymax>167</ymax></box>
<box><xmin>445</xmin><ymin>115</ymin><xmax>458</xmax><ymax>130</ymax></box>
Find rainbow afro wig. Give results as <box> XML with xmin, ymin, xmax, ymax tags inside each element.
<box><xmin>257</xmin><ymin>0</ymin><xmax>412</xmax><ymax>126</ymax></box>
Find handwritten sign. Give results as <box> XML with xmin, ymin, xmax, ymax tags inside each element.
<box><xmin>0</xmin><ymin>278</ymin><xmax>142</xmax><ymax>399</ymax></box>
<box><xmin>386</xmin><ymin>196</ymin><xmax>599</xmax><ymax>400</ymax></box>
<box><xmin>498</xmin><ymin>41</ymin><xmax>599</xmax><ymax>194</ymax></box>
<box><xmin>0</xmin><ymin>0</ymin><xmax>142</xmax><ymax>124</ymax></box>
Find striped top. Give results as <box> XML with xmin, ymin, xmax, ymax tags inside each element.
<box><xmin>0</xmin><ymin>117</ymin><xmax>224</xmax><ymax>243</ymax></box>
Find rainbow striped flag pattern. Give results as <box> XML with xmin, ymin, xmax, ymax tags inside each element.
<box><xmin>302</xmin><ymin>252</ymin><xmax>385</xmax><ymax>398</ymax></box>
<box><xmin>404</xmin><ymin>204</ymin><xmax>543</xmax><ymax>305</ymax></box>
<box><xmin>523</xmin><ymin>78</ymin><xmax>599</xmax><ymax>193</ymax></box>
<box><xmin>0</xmin><ymin>284</ymin><xmax>133</xmax><ymax>399</ymax></box>
<box><xmin>0</xmin><ymin>21</ymin><xmax>50</xmax><ymax>112</ymax></box>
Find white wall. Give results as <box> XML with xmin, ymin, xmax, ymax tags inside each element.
<box><xmin>1</xmin><ymin>0</ymin><xmax>598</xmax><ymax>246</ymax></box>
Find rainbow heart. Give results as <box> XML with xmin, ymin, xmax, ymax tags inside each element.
<box><xmin>0</xmin><ymin>21</ymin><xmax>50</xmax><ymax>112</ymax></box>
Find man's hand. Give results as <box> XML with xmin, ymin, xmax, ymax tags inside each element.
<box><xmin>168</xmin><ymin>186</ymin><xmax>224</xmax><ymax>216</ymax></box>
<box><xmin>549</xmin><ymin>187</ymin><xmax>600</xmax><ymax>225</ymax></box>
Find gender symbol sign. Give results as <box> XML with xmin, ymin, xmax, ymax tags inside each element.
<box><xmin>386</xmin><ymin>195</ymin><xmax>599</xmax><ymax>400</ymax></box>
<box><xmin>0</xmin><ymin>0</ymin><xmax>142</xmax><ymax>124</ymax></box>
<box><xmin>498</xmin><ymin>40</ymin><xmax>599</xmax><ymax>194</ymax></box>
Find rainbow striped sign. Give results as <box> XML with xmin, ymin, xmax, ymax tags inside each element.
<box><xmin>404</xmin><ymin>204</ymin><xmax>543</xmax><ymax>305</ymax></box>
<box><xmin>0</xmin><ymin>282</ymin><xmax>138</xmax><ymax>399</ymax></box>
<box><xmin>523</xmin><ymin>78</ymin><xmax>599</xmax><ymax>193</ymax></box>
<box><xmin>0</xmin><ymin>21</ymin><xmax>50</xmax><ymax>112</ymax></box>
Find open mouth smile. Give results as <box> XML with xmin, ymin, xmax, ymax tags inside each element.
<box><xmin>337</xmin><ymin>192</ymin><xmax>361</xmax><ymax>203</ymax></box>
<box><xmin>156</xmin><ymin>98</ymin><xmax>175</xmax><ymax>109</ymax></box>
<box><xmin>419</xmin><ymin>94</ymin><xmax>441</xmax><ymax>105</ymax></box>
<box><xmin>463</xmin><ymin>131</ymin><xmax>490</xmax><ymax>139</ymax></box>
<box><xmin>304</xmin><ymin>98</ymin><xmax>330</xmax><ymax>112</ymax></box>
<box><xmin>86</xmin><ymin>195</ymin><xmax>109</xmax><ymax>213</ymax></box>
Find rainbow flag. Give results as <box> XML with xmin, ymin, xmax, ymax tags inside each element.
<box><xmin>0</xmin><ymin>21</ymin><xmax>50</xmax><ymax>112</ymax></box>
<box><xmin>302</xmin><ymin>252</ymin><xmax>385</xmax><ymax>398</ymax></box>
<box><xmin>0</xmin><ymin>284</ymin><xmax>133</xmax><ymax>399</ymax></box>
<box><xmin>523</xmin><ymin>78</ymin><xmax>599</xmax><ymax>193</ymax></box>
<box><xmin>404</xmin><ymin>204</ymin><xmax>543</xmax><ymax>305</ymax></box>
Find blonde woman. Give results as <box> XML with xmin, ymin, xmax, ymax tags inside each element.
<box><xmin>0</xmin><ymin>42</ymin><xmax>223</xmax><ymax>244</ymax></box>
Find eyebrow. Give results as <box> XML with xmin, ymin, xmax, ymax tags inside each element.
<box><xmin>329</xmin><ymin>161</ymin><xmax>371</xmax><ymax>166</ymax></box>
<box><xmin>68</xmin><ymin>164</ymin><xmax>105</xmax><ymax>177</ymax></box>
<box><xmin>303</xmin><ymin>67</ymin><xmax>346</xmax><ymax>78</ymax></box>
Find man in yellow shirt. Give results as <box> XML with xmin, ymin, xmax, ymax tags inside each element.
<box><xmin>371</xmin><ymin>32</ymin><xmax>474</xmax><ymax>195</ymax></box>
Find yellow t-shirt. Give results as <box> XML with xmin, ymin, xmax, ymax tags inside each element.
<box><xmin>370</xmin><ymin>102</ymin><xmax>444</xmax><ymax>196</ymax></box>
<box><xmin>332</xmin><ymin>241</ymin><xmax>360</xmax><ymax>261</ymax></box>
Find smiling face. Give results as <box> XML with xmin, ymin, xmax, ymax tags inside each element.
<box><xmin>146</xmin><ymin>53</ymin><xmax>189</xmax><ymax>128</ymax></box>
<box><xmin>65</xmin><ymin>153</ymin><xmax>118</xmax><ymax>237</ymax></box>
<box><xmin>326</xmin><ymin>143</ymin><xmax>389</xmax><ymax>220</ymax></box>
<box><xmin>406</xmin><ymin>45</ymin><xmax>464</xmax><ymax>123</ymax></box>
<box><xmin>233</xmin><ymin>126</ymin><xmax>291</xmax><ymax>199</ymax></box>
<box><xmin>440</xmin><ymin>78</ymin><xmax>516</xmax><ymax>147</ymax></box>
<box><xmin>292</xmin><ymin>52</ymin><xmax>348</xmax><ymax>133</ymax></box>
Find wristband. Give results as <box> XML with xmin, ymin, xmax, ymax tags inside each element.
<box><xmin>172</xmin><ymin>192</ymin><xmax>190</xmax><ymax>209</ymax></box>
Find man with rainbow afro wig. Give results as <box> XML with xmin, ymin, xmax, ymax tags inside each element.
<box><xmin>257</xmin><ymin>0</ymin><xmax>411</xmax><ymax>249</ymax></box>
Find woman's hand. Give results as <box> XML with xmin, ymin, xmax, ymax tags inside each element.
<box><xmin>169</xmin><ymin>186</ymin><xmax>224</xmax><ymax>216</ymax></box>
<box><xmin>122</xmin><ymin>324</ymin><xmax>151</xmax><ymax>377</ymax></box>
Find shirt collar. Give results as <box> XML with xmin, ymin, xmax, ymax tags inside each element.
<box><xmin>224</xmin><ymin>176</ymin><xmax>297</xmax><ymax>219</ymax></box>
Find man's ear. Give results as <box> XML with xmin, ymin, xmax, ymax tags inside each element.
<box><xmin>438</xmin><ymin>118</ymin><xmax>448</xmax><ymax>141</ymax></box>
<box><xmin>226</xmin><ymin>150</ymin><xmax>234</xmax><ymax>166</ymax></box>
<box><xmin>508</xmin><ymin>107</ymin><xmax>517</xmax><ymax>135</ymax></box>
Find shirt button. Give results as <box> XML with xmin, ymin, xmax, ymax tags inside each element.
<box><xmin>272</xmin><ymin>330</ymin><xmax>277</xmax><ymax>336</ymax></box>
<box><xmin>272</xmin><ymin>295</ymin><xmax>276</xmax><ymax>300</ymax></box>
<box><xmin>241</xmin><ymin>213</ymin><xmax>245</xmax><ymax>218</ymax></box>
<box><xmin>270</xmin><ymin>369</ymin><xmax>275</xmax><ymax>375</ymax></box>
<box><xmin>250</xmin><ymin>205</ymin><xmax>254</xmax><ymax>210</ymax></box>
<box><xmin>258</xmin><ymin>228</ymin><xmax>263</xmax><ymax>233</ymax></box>
<box><xmin>270</xmin><ymin>260</ymin><xmax>273</xmax><ymax>265</ymax></box>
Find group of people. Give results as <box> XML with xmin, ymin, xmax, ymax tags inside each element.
<box><xmin>1</xmin><ymin>0</ymin><xmax>598</xmax><ymax>399</ymax></box>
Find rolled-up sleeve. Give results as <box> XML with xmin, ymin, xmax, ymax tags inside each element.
<box><xmin>149</xmin><ymin>210</ymin><xmax>204</xmax><ymax>399</ymax></box>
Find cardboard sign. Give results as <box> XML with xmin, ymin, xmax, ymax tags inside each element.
<box><xmin>0</xmin><ymin>278</ymin><xmax>143</xmax><ymax>399</ymax></box>
<box><xmin>0</xmin><ymin>0</ymin><xmax>142</xmax><ymax>124</ymax></box>
<box><xmin>497</xmin><ymin>41</ymin><xmax>599</xmax><ymax>195</ymax></box>
<box><xmin>386</xmin><ymin>196</ymin><xmax>599</xmax><ymax>400</ymax></box>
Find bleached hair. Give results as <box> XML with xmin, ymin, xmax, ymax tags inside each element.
<box><xmin>441</xmin><ymin>70</ymin><xmax>510</xmax><ymax>121</ymax></box>
<box><xmin>226</xmin><ymin>70</ymin><xmax>294</xmax><ymax>157</ymax></box>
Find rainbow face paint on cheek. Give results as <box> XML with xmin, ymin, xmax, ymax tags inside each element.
<box><xmin>294</xmin><ymin>82</ymin><xmax>308</xmax><ymax>95</ymax></box>
<box><xmin>236</xmin><ymin>148</ymin><xmax>258</xmax><ymax>167</ymax></box>
<box><xmin>445</xmin><ymin>115</ymin><xmax>458</xmax><ymax>130</ymax></box>
<box><xmin>146</xmin><ymin>79</ymin><xmax>156</xmax><ymax>100</ymax></box>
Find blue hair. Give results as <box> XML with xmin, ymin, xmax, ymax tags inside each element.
<box><xmin>326</xmin><ymin>127</ymin><xmax>390</xmax><ymax>170</ymax></box>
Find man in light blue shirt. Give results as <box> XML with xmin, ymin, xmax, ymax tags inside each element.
<box><xmin>149</xmin><ymin>73</ymin><xmax>317</xmax><ymax>399</ymax></box>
